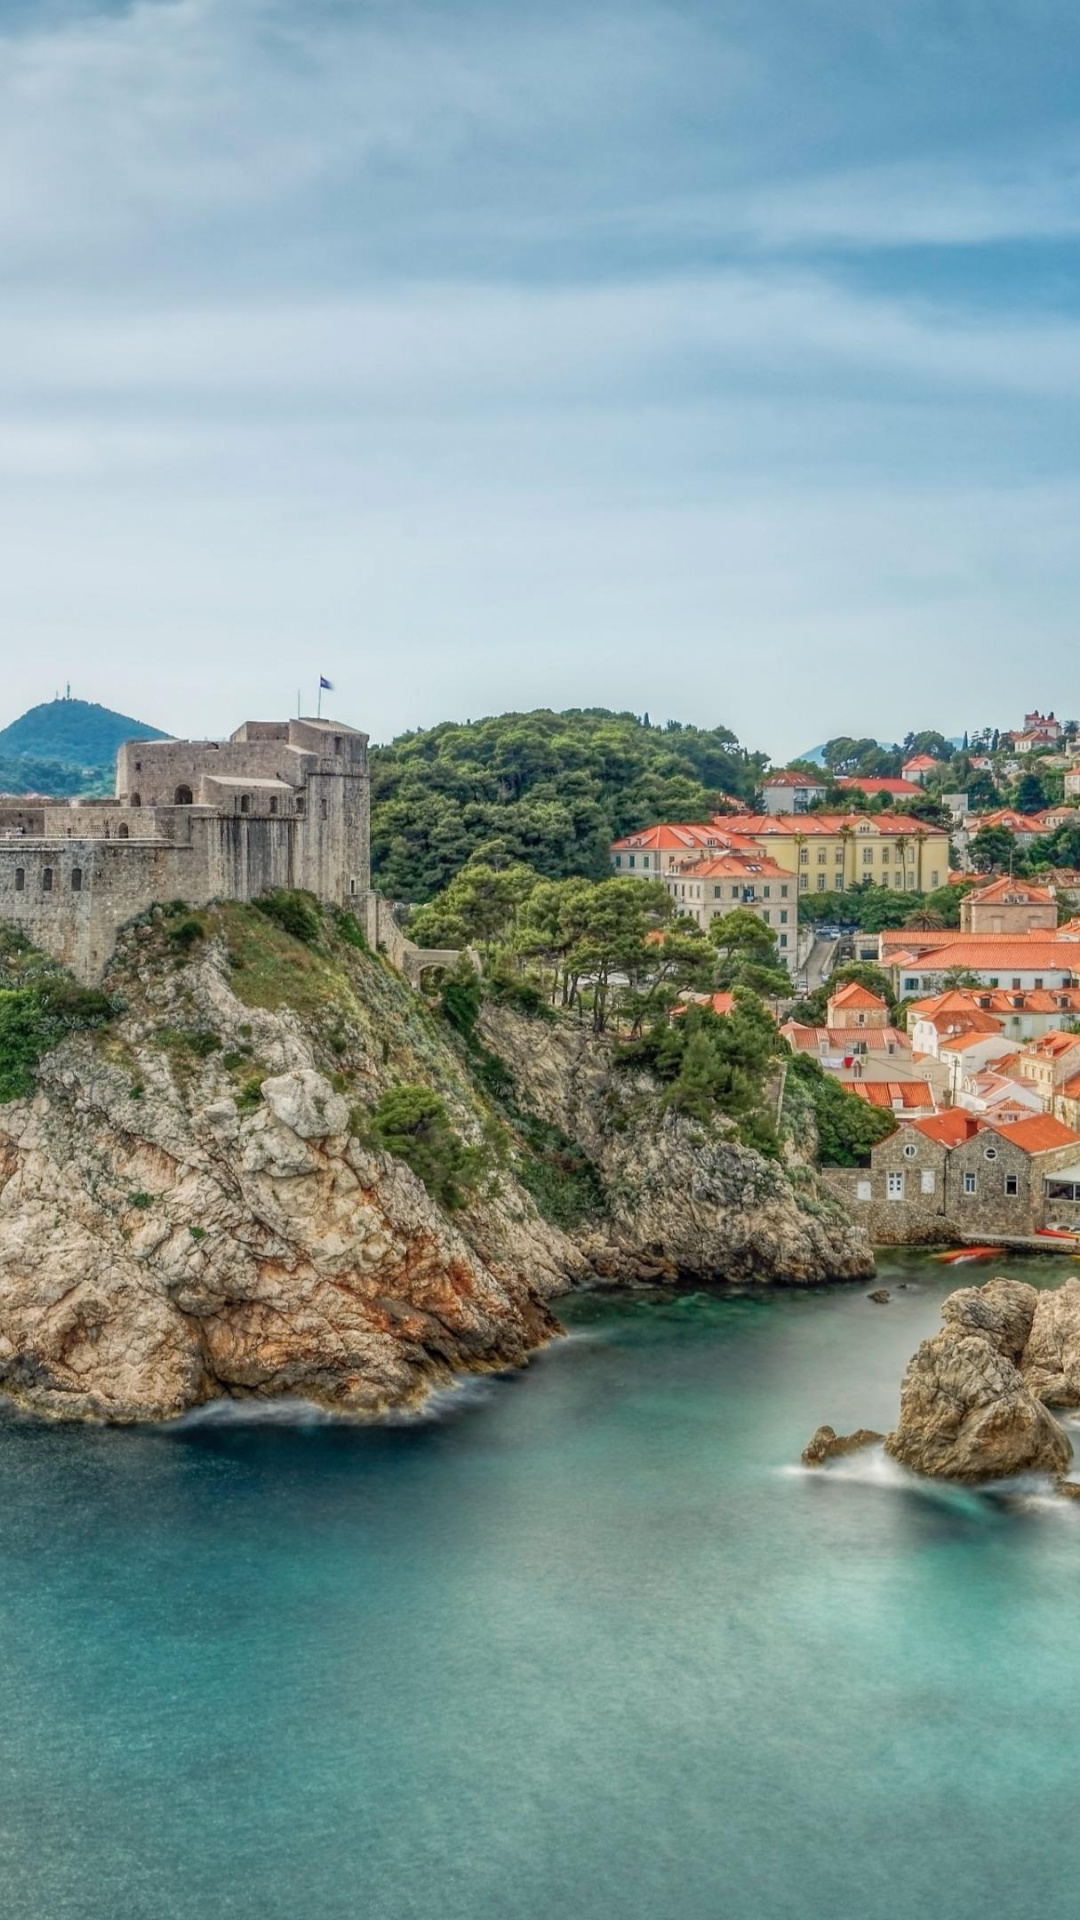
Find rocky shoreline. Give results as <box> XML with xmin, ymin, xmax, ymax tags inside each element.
<box><xmin>0</xmin><ymin>905</ymin><xmax>871</xmax><ymax>1424</ymax></box>
<box><xmin>805</xmin><ymin>1275</ymin><xmax>1080</xmax><ymax>1488</ymax></box>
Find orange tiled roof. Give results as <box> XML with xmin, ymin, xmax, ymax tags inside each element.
<box><xmin>672</xmin><ymin>851</ymin><xmax>795</xmax><ymax>880</ymax></box>
<box><xmin>1060</xmin><ymin>1072</ymin><xmax>1080</xmax><ymax>1101</ymax></box>
<box><xmin>939</xmin><ymin>1030</ymin><xmax>1011</xmax><ymax>1054</ymax></box>
<box><xmin>762</xmin><ymin>770</ymin><xmax>826</xmax><ymax>787</ymax></box>
<box><xmin>835</xmin><ymin>776</ymin><xmax>922</xmax><ymax>796</ymax></box>
<box><xmin>893</xmin><ymin>938</ymin><xmax>1078</xmax><ymax>972</ymax></box>
<box><xmin>902</xmin><ymin>753</ymin><xmax>944</xmax><ymax>771</ymax></box>
<box><xmin>713</xmin><ymin>812</ymin><xmax>947</xmax><ymax>837</ymax></box>
<box><xmin>987</xmin><ymin>1113</ymin><xmax>1080</xmax><ymax>1154</ymax></box>
<box><xmin>827</xmin><ymin>981</ymin><xmax>888</xmax><ymax>1010</ymax></box>
<box><xmin>966</xmin><ymin>875</ymin><xmax>1054</xmax><ymax>905</ymax></box>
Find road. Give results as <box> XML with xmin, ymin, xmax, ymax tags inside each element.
<box><xmin>802</xmin><ymin>934</ymin><xmax>840</xmax><ymax>993</ymax></box>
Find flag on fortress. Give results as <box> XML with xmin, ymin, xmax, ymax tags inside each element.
<box><xmin>319</xmin><ymin>676</ymin><xmax>334</xmax><ymax>691</ymax></box>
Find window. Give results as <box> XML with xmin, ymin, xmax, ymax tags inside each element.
<box><xmin>333</xmin><ymin>736</ymin><xmax>342</xmax><ymax>755</ymax></box>
<box><xmin>130</xmin><ymin>793</ymin><xmax>141</xmax><ymax>807</ymax></box>
<box><xmin>614</xmin><ymin>855</ymin><xmax>622</xmax><ymax>867</ymax></box>
<box><xmin>904</xmin><ymin>977</ymin><xmax>919</xmax><ymax>993</ymax></box>
<box><xmin>780</xmin><ymin>909</ymin><xmax>788</xmax><ymax>924</ymax></box>
<box><xmin>799</xmin><ymin>875</ymin><xmax>808</xmax><ymax>891</ymax></box>
<box><xmin>628</xmin><ymin>855</ymin><xmax>635</xmax><ymax>868</ymax></box>
<box><xmin>930</xmin><ymin>872</ymin><xmax>939</xmax><ymax>888</ymax></box>
<box><xmin>887</xmin><ymin>1172</ymin><xmax>904</xmax><ymax>1200</ymax></box>
<box><xmin>817</xmin><ymin>849</ymin><xmax>826</xmax><ymax>864</ymax></box>
<box><xmin>269</xmin><ymin>797</ymin><xmax>278</xmax><ymax>815</ymax></box>
<box><xmin>714</xmin><ymin>885</ymin><xmax>722</xmax><ymax>899</ymax></box>
<box><xmin>984</xmin><ymin>1146</ymin><xmax>998</xmax><ymax>1162</ymax></box>
<box><xmin>862</xmin><ymin>847</ymin><xmax>873</xmax><ymax>865</ymax></box>
<box><xmin>817</xmin><ymin>874</ymin><xmax>827</xmax><ymax>891</ymax></box>
<box><xmin>731</xmin><ymin>885</ymin><xmax>740</xmax><ymax>899</ymax></box>
<box><xmin>834</xmin><ymin>849</ymin><xmax>843</xmax><ymax>863</ymax></box>
<box><xmin>779</xmin><ymin>933</ymin><xmax>788</xmax><ymax>948</ymax></box>
<box><xmin>1005</xmin><ymin>1174</ymin><xmax>1019</xmax><ymax>1197</ymax></box>
<box><xmin>781</xmin><ymin>885</ymin><xmax>789</xmax><ymax>898</ymax></box>
<box><xmin>761</xmin><ymin>909</ymin><xmax>770</xmax><ymax>924</ymax></box>
<box><xmin>42</xmin><ymin>867</ymin><xmax>53</xmax><ymax>892</ymax></box>
<box><xmin>295</xmin><ymin>798</ymin><xmax>304</xmax><ymax>816</ymax></box>
<box><xmin>857</xmin><ymin>1179</ymin><xmax>872</xmax><ymax>1202</ymax></box>
<box><xmin>921</xmin><ymin>1170</ymin><xmax>935</xmax><ymax>1194</ymax></box>
<box><xmin>14</xmin><ymin>867</ymin><xmax>24</xmax><ymax>891</ymax></box>
<box><xmin>964</xmin><ymin>1172</ymin><xmax>977</xmax><ymax>1195</ymax></box>
<box><xmin>71</xmin><ymin>868</ymin><xmax>82</xmax><ymax>892</ymax></box>
<box><xmin>321</xmin><ymin>800</ymin><xmax>328</xmax><ymax>821</ymax></box>
<box><xmin>903</xmin><ymin>1142</ymin><xmax>917</xmax><ymax>1159</ymax></box>
<box><xmin>799</xmin><ymin>849</ymin><xmax>808</xmax><ymax>864</ymax></box>
<box><xmin>174</xmin><ymin>785</ymin><xmax>193</xmax><ymax>806</ymax></box>
<box><xmin>118</xmin><ymin>823</ymin><xmax>129</xmax><ymax>839</ymax></box>
<box><xmin>134</xmin><ymin>760</ymin><xmax>141</xmax><ymax>772</ymax></box>
<box><xmin>641</xmin><ymin>855</ymin><xmax>650</xmax><ymax>868</ymax></box>
<box><xmin>880</xmin><ymin>846</ymin><xmax>890</xmax><ymax>863</ymax></box>
<box><xmin>239</xmin><ymin>795</ymin><xmax>250</xmax><ymax>814</ymax></box>
<box><xmin>763</xmin><ymin>885</ymin><xmax>771</xmax><ymax>899</ymax></box>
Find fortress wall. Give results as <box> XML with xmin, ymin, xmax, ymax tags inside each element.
<box><xmin>0</xmin><ymin>808</ymin><xmax>47</xmax><ymax>836</ymax></box>
<box><xmin>116</xmin><ymin>739</ymin><xmax>305</xmax><ymax>804</ymax></box>
<box><xmin>0</xmin><ymin>840</ymin><xmax>201</xmax><ymax>981</ymax></box>
<box><xmin>200</xmin><ymin>815</ymin><xmax>295</xmax><ymax>902</ymax></box>
<box><xmin>297</xmin><ymin>767</ymin><xmax>369</xmax><ymax>906</ymax></box>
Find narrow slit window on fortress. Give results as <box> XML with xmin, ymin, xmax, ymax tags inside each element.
<box><xmin>240</xmin><ymin>794</ymin><xmax>250</xmax><ymax>814</ymax></box>
<box><xmin>269</xmin><ymin>797</ymin><xmax>278</xmax><ymax>815</ymax></box>
<box><xmin>14</xmin><ymin>868</ymin><xmax>24</xmax><ymax>891</ymax></box>
<box><xmin>42</xmin><ymin>868</ymin><xmax>53</xmax><ymax>892</ymax></box>
<box><xmin>71</xmin><ymin>869</ymin><xmax>82</xmax><ymax>892</ymax></box>
<box><xmin>321</xmin><ymin>799</ymin><xmax>328</xmax><ymax>820</ymax></box>
<box><xmin>131</xmin><ymin>794</ymin><xmax>141</xmax><ymax>807</ymax></box>
<box><xmin>118</xmin><ymin>824</ymin><xmax>129</xmax><ymax>838</ymax></box>
<box><xmin>295</xmin><ymin>797</ymin><xmax>304</xmax><ymax>815</ymax></box>
<box><xmin>333</xmin><ymin>737</ymin><xmax>342</xmax><ymax>755</ymax></box>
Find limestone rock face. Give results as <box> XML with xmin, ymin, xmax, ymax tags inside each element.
<box><xmin>885</xmin><ymin>1280</ymin><xmax>1072</xmax><ymax>1482</ymax></box>
<box><xmin>478</xmin><ymin>1006</ymin><xmax>873</xmax><ymax>1283</ymax></box>
<box><xmin>1020</xmin><ymin>1279</ymin><xmax>1080</xmax><ymax>1407</ymax></box>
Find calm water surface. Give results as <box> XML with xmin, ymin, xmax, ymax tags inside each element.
<box><xmin>2</xmin><ymin>1252</ymin><xmax>1079</xmax><ymax>1919</ymax></box>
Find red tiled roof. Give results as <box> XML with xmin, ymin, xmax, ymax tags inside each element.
<box><xmin>762</xmin><ymin>770</ymin><xmax>826</xmax><ymax>787</ymax></box>
<box><xmin>903</xmin><ymin>753</ymin><xmax>944</xmax><ymax>771</ymax></box>
<box><xmin>835</xmin><ymin>776</ymin><xmax>922</xmax><ymax>796</ymax></box>
<box><xmin>673</xmin><ymin>852</ymin><xmax>795</xmax><ymax>880</ymax></box>
<box><xmin>987</xmin><ymin>1114</ymin><xmax>1080</xmax><ymax>1154</ymax></box>
<box><xmin>846</xmin><ymin>1081</ymin><xmax>937</xmax><ymax>1109</ymax></box>
<box><xmin>892</xmin><ymin>938</ymin><xmax>1078</xmax><ymax>972</ymax></box>
<box><xmin>910</xmin><ymin>1111</ymin><xmax>981</xmax><ymax>1146</ymax></box>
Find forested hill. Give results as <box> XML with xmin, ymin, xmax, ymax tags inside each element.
<box><xmin>370</xmin><ymin>709</ymin><xmax>767</xmax><ymax>900</ymax></box>
<box><xmin>0</xmin><ymin>698</ymin><xmax>169</xmax><ymax>796</ymax></box>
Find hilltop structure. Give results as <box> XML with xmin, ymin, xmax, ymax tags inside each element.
<box><xmin>0</xmin><ymin>715</ymin><xmax>454</xmax><ymax>985</ymax></box>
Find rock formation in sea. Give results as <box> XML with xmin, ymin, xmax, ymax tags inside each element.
<box><xmin>0</xmin><ymin>902</ymin><xmax>871</xmax><ymax>1422</ymax></box>
<box><xmin>884</xmin><ymin>1278</ymin><xmax>1073</xmax><ymax>1481</ymax></box>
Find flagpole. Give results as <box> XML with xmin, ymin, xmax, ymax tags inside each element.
<box><xmin>317</xmin><ymin>679</ymin><xmax>322</xmax><ymax>720</ymax></box>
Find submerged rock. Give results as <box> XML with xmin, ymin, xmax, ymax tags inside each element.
<box><xmin>885</xmin><ymin>1279</ymin><xmax>1072</xmax><ymax>1483</ymax></box>
<box><xmin>867</xmin><ymin>1289</ymin><xmax>890</xmax><ymax>1305</ymax></box>
<box><xmin>801</xmin><ymin>1425</ymin><xmax>883</xmax><ymax>1467</ymax></box>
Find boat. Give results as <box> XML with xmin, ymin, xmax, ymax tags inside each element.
<box><xmin>934</xmin><ymin>1246</ymin><xmax>998</xmax><ymax>1265</ymax></box>
<box><xmin>1036</xmin><ymin>1226</ymin><xmax>1080</xmax><ymax>1241</ymax></box>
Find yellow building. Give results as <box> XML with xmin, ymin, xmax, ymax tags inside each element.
<box><xmin>719</xmin><ymin>812</ymin><xmax>950</xmax><ymax>898</ymax></box>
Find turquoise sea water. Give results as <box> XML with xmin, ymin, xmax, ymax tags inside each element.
<box><xmin>2</xmin><ymin>1253</ymin><xmax>1080</xmax><ymax>1919</ymax></box>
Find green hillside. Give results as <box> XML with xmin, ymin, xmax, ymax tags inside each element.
<box><xmin>0</xmin><ymin>698</ymin><xmax>169</xmax><ymax>796</ymax></box>
<box><xmin>370</xmin><ymin>707</ymin><xmax>767</xmax><ymax>899</ymax></box>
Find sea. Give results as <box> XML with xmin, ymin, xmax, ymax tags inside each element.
<box><xmin>2</xmin><ymin>1251</ymin><xmax>1079</xmax><ymax>1920</ymax></box>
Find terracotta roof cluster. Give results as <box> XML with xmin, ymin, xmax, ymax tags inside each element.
<box><xmin>762</xmin><ymin>770</ymin><xmax>825</xmax><ymax>787</ymax></box>
<box><xmin>902</xmin><ymin>753</ymin><xmax>945</xmax><ymax>772</ymax></box>
<box><xmin>889</xmin><ymin>938</ymin><xmax>1079</xmax><ymax>973</ymax></box>
<box><xmin>905</xmin><ymin>1110</ymin><xmax>1080</xmax><ymax>1154</ymax></box>
<box><xmin>780</xmin><ymin>1021</ymin><xmax>910</xmax><ymax>1053</ymax></box>
<box><xmin>611</xmin><ymin>822</ymin><xmax>725</xmax><ymax>853</ymax></box>
<box><xmin>672</xmin><ymin>851</ymin><xmax>795</xmax><ymax>881</ymax></box>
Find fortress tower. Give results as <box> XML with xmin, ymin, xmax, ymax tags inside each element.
<box><xmin>0</xmin><ymin>716</ymin><xmax>370</xmax><ymax>982</ymax></box>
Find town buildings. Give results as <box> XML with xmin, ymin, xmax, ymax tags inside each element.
<box><xmin>759</xmin><ymin>771</ymin><xmax>827</xmax><ymax>815</ymax></box>
<box><xmin>823</xmin><ymin>1110</ymin><xmax>1080</xmax><ymax>1242</ymax></box>
<box><xmin>958</xmin><ymin>876</ymin><xmax>1057</xmax><ymax>935</ymax></box>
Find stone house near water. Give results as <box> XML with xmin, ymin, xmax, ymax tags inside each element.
<box><xmin>823</xmin><ymin>1110</ymin><xmax>1080</xmax><ymax>1242</ymax></box>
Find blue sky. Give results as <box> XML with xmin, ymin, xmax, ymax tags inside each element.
<box><xmin>1</xmin><ymin>0</ymin><xmax>1078</xmax><ymax>759</ymax></box>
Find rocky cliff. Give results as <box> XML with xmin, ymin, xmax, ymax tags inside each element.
<box><xmin>478</xmin><ymin>1005</ymin><xmax>872</xmax><ymax>1285</ymax></box>
<box><xmin>0</xmin><ymin>902</ymin><xmax>871</xmax><ymax>1422</ymax></box>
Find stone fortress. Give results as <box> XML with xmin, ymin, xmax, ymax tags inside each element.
<box><xmin>0</xmin><ymin>715</ymin><xmax>457</xmax><ymax>984</ymax></box>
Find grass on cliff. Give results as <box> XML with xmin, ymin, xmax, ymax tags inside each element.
<box><xmin>0</xmin><ymin>927</ymin><xmax>114</xmax><ymax>1102</ymax></box>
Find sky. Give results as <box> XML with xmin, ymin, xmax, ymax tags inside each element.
<box><xmin>1</xmin><ymin>0</ymin><xmax>1079</xmax><ymax>760</ymax></box>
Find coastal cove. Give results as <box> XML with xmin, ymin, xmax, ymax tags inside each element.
<box><xmin>3</xmin><ymin>1254</ymin><xmax>1080</xmax><ymax>1918</ymax></box>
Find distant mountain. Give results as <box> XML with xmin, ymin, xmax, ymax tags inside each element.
<box><xmin>0</xmin><ymin>697</ymin><xmax>169</xmax><ymax>797</ymax></box>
